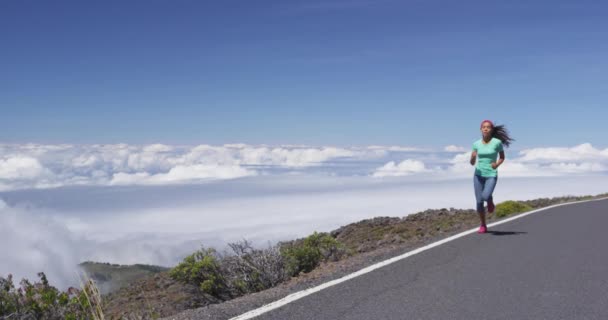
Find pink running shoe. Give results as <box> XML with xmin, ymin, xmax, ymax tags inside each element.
<box><xmin>487</xmin><ymin>201</ymin><xmax>495</xmax><ymax>213</ymax></box>
<box><xmin>478</xmin><ymin>225</ymin><xmax>487</xmax><ymax>234</ymax></box>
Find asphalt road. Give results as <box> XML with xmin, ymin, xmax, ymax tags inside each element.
<box><xmin>253</xmin><ymin>199</ymin><xmax>608</xmax><ymax>320</ymax></box>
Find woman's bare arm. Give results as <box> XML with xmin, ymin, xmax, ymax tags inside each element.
<box><xmin>491</xmin><ymin>151</ymin><xmax>505</xmax><ymax>169</ymax></box>
<box><xmin>470</xmin><ymin>150</ymin><xmax>477</xmax><ymax>166</ymax></box>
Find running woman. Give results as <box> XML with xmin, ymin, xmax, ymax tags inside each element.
<box><xmin>470</xmin><ymin>120</ymin><xmax>514</xmax><ymax>233</ymax></box>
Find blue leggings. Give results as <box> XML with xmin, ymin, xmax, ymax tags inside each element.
<box><xmin>474</xmin><ymin>175</ymin><xmax>497</xmax><ymax>213</ymax></box>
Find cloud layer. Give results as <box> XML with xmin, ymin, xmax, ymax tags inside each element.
<box><xmin>0</xmin><ymin>199</ymin><xmax>85</xmax><ymax>288</ymax></box>
<box><xmin>0</xmin><ymin>143</ymin><xmax>380</xmax><ymax>191</ymax></box>
<box><xmin>2</xmin><ymin>142</ymin><xmax>607</xmax><ymax>191</ymax></box>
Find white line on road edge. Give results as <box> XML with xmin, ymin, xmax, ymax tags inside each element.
<box><xmin>230</xmin><ymin>197</ymin><xmax>608</xmax><ymax>320</ymax></box>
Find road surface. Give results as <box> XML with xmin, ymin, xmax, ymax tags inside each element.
<box><xmin>252</xmin><ymin>199</ymin><xmax>608</xmax><ymax>320</ymax></box>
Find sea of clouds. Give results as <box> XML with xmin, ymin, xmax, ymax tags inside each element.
<box><xmin>1</xmin><ymin>142</ymin><xmax>607</xmax><ymax>288</ymax></box>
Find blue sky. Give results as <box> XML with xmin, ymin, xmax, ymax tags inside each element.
<box><xmin>1</xmin><ymin>0</ymin><xmax>607</xmax><ymax>147</ymax></box>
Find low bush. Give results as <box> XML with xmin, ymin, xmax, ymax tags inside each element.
<box><xmin>280</xmin><ymin>232</ymin><xmax>346</xmax><ymax>277</ymax></box>
<box><xmin>170</xmin><ymin>240</ymin><xmax>290</xmax><ymax>300</ymax></box>
<box><xmin>169</xmin><ymin>248</ymin><xmax>229</xmax><ymax>299</ymax></box>
<box><xmin>495</xmin><ymin>201</ymin><xmax>533</xmax><ymax>218</ymax></box>
<box><xmin>0</xmin><ymin>272</ymin><xmax>103</xmax><ymax>320</ymax></box>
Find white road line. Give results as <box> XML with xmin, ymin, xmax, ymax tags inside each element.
<box><xmin>230</xmin><ymin>197</ymin><xmax>608</xmax><ymax>320</ymax></box>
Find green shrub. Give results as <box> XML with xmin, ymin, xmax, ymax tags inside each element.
<box><xmin>281</xmin><ymin>232</ymin><xmax>345</xmax><ymax>277</ymax></box>
<box><xmin>169</xmin><ymin>248</ymin><xmax>229</xmax><ymax>299</ymax></box>
<box><xmin>281</xmin><ymin>244</ymin><xmax>321</xmax><ymax>276</ymax></box>
<box><xmin>171</xmin><ymin>242</ymin><xmax>289</xmax><ymax>300</ymax></box>
<box><xmin>223</xmin><ymin>240</ymin><xmax>287</xmax><ymax>294</ymax></box>
<box><xmin>495</xmin><ymin>201</ymin><xmax>533</xmax><ymax>218</ymax></box>
<box><xmin>0</xmin><ymin>272</ymin><xmax>103</xmax><ymax>319</ymax></box>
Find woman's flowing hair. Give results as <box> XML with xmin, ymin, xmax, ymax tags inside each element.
<box><xmin>492</xmin><ymin>124</ymin><xmax>514</xmax><ymax>148</ymax></box>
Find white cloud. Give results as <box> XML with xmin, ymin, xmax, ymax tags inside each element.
<box><xmin>0</xmin><ymin>199</ymin><xmax>85</xmax><ymax>289</ymax></box>
<box><xmin>500</xmin><ymin>143</ymin><xmax>608</xmax><ymax>177</ymax></box>
<box><xmin>372</xmin><ymin>159</ymin><xmax>431</xmax><ymax>177</ymax></box>
<box><xmin>223</xmin><ymin>143</ymin><xmax>248</xmax><ymax>149</ymax></box>
<box><xmin>110</xmin><ymin>164</ymin><xmax>256</xmax><ymax>185</ymax></box>
<box><xmin>0</xmin><ymin>156</ymin><xmax>46</xmax><ymax>179</ymax></box>
<box><xmin>548</xmin><ymin>162</ymin><xmax>606</xmax><ymax>174</ymax></box>
<box><xmin>518</xmin><ymin>143</ymin><xmax>608</xmax><ymax>162</ymax></box>
<box><xmin>238</xmin><ymin>146</ymin><xmax>357</xmax><ymax>167</ymax></box>
<box><xmin>161</xmin><ymin>164</ymin><xmax>255</xmax><ymax>181</ymax></box>
<box><xmin>367</xmin><ymin>145</ymin><xmax>422</xmax><ymax>152</ymax></box>
<box><xmin>142</xmin><ymin>144</ymin><xmax>173</xmax><ymax>153</ymax></box>
<box><xmin>444</xmin><ymin>145</ymin><xmax>466</xmax><ymax>152</ymax></box>
<box><xmin>110</xmin><ymin>172</ymin><xmax>152</xmax><ymax>185</ymax></box>
<box><xmin>498</xmin><ymin>161</ymin><xmax>608</xmax><ymax>178</ymax></box>
<box><xmin>444</xmin><ymin>152</ymin><xmax>474</xmax><ymax>177</ymax></box>
<box><xmin>497</xmin><ymin>162</ymin><xmax>555</xmax><ymax>177</ymax></box>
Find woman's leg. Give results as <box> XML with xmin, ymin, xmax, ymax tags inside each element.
<box><xmin>473</xmin><ymin>175</ymin><xmax>486</xmax><ymax>227</ymax></box>
<box><xmin>481</xmin><ymin>176</ymin><xmax>498</xmax><ymax>216</ymax></box>
<box><xmin>481</xmin><ymin>176</ymin><xmax>497</xmax><ymax>203</ymax></box>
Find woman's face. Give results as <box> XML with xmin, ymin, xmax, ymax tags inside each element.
<box><xmin>480</xmin><ymin>122</ymin><xmax>493</xmax><ymax>138</ymax></box>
